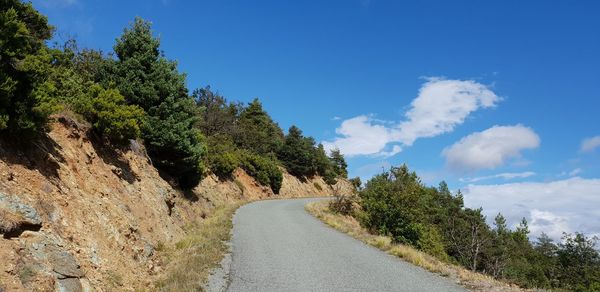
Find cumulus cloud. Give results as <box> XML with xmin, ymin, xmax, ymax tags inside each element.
<box><xmin>323</xmin><ymin>78</ymin><xmax>501</xmax><ymax>156</ymax></box>
<box><xmin>322</xmin><ymin>115</ymin><xmax>395</xmax><ymax>156</ymax></box>
<box><xmin>462</xmin><ymin>177</ymin><xmax>600</xmax><ymax>241</ymax></box>
<box><xmin>397</xmin><ymin>77</ymin><xmax>500</xmax><ymax>146</ymax></box>
<box><xmin>460</xmin><ymin>171</ymin><xmax>536</xmax><ymax>183</ymax></box>
<box><xmin>442</xmin><ymin>125</ymin><xmax>540</xmax><ymax>172</ymax></box>
<box><xmin>581</xmin><ymin>136</ymin><xmax>600</xmax><ymax>153</ymax></box>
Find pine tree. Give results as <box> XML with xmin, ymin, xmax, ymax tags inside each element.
<box><xmin>109</xmin><ymin>17</ymin><xmax>206</xmax><ymax>189</ymax></box>
<box><xmin>0</xmin><ymin>0</ymin><xmax>55</xmax><ymax>139</ymax></box>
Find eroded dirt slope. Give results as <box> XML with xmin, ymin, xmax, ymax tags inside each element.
<box><xmin>0</xmin><ymin>116</ymin><xmax>351</xmax><ymax>291</ymax></box>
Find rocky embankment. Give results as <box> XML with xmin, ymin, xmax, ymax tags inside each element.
<box><xmin>0</xmin><ymin>116</ymin><xmax>351</xmax><ymax>291</ymax></box>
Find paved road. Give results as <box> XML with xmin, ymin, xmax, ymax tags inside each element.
<box><xmin>226</xmin><ymin>198</ymin><xmax>465</xmax><ymax>292</ymax></box>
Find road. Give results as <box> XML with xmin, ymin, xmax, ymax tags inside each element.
<box><xmin>225</xmin><ymin>198</ymin><xmax>466</xmax><ymax>292</ymax></box>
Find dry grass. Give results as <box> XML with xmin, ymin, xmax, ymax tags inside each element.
<box><xmin>305</xmin><ymin>201</ymin><xmax>526</xmax><ymax>292</ymax></box>
<box><xmin>157</xmin><ymin>202</ymin><xmax>243</xmax><ymax>291</ymax></box>
<box><xmin>0</xmin><ymin>208</ymin><xmax>24</xmax><ymax>234</ymax></box>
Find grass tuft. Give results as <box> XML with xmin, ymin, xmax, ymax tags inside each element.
<box><xmin>0</xmin><ymin>208</ymin><xmax>25</xmax><ymax>234</ymax></box>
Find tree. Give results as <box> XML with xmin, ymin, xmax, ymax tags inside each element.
<box><xmin>109</xmin><ymin>17</ymin><xmax>206</xmax><ymax>189</ymax></box>
<box><xmin>0</xmin><ymin>0</ymin><xmax>55</xmax><ymax>139</ymax></box>
<box><xmin>556</xmin><ymin>233</ymin><xmax>600</xmax><ymax>290</ymax></box>
<box><xmin>236</xmin><ymin>98</ymin><xmax>284</xmax><ymax>155</ymax></box>
<box><xmin>358</xmin><ymin>165</ymin><xmax>424</xmax><ymax>245</ymax></box>
<box><xmin>329</xmin><ymin>148</ymin><xmax>348</xmax><ymax>177</ymax></box>
<box><xmin>193</xmin><ymin>86</ymin><xmax>241</xmax><ymax>137</ymax></box>
<box><xmin>349</xmin><ymin>177</ymin><xmax>362</xmax><ymax>192</ymax></box>
<box><xmin>277</xmin><ymin>125</ymin><xmax>316</xmax><ymax>177</ymax></box>
<box><xmin>314</xmin><ymin>144</ymin><xmax>337</xmax><ymax>185</ymax></box>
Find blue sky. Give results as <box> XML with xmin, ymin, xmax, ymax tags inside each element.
<box><xmin>33</xmin><ymin>0</ymin><xmax>600</xmax><ymax>240</ymax></box>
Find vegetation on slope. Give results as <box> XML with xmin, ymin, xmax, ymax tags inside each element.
<box><xmin>0</xmin><ymin>0</ymin><xmax>350</xmax><ymax>192</ymax></box>
<box><xmin>326</xmin><ymin>164</ymin><xmax>600</xmax><ymax>291</ymax></box>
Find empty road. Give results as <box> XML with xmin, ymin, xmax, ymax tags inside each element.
<box><xmin>226</xmin><ymin>198</ymin><xmax>465</xmax><ymax>291</ymax></box>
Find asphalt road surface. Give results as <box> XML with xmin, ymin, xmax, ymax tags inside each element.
<box><xmin>226</xmin><ymin>198</ymin><xmax>466</xmax><ymax>292</ymax></box>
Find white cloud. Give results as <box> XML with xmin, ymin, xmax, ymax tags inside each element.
<box><xmin>460</xmin><ymin>171</ymin><xmax>536</xmax><ymax>183</ymax></box>
<box><xmin>442</xmin><ymin>125</ymin><xmax>540</xmax><ymax>172</ymax></box>
<box><xmin>378</xmin><ymin>145</ymin><xmax>403</xmax><ymax>157</ymax></box>
<box><xmin>322</xmin><ymin>115</ymin><xmax>394</xmax><ymax>156</ymax></box>
<box><xmin>462</xmin><ymin>177</ymin><xmax>600</xmax><ymax>241</ymax></box>
<box><xmin>323</xmin><ymin>78</ymin><xmax>501</xmax><ymax>156</ymax></box>
<box><xmin>331</xmin><ymin>116</ymin><xmax>342</xmax><ymax>121</ymax></box>
<box><xmin>397</xmin><ymin>77</ymin><xmax>500</xmax><ymax>146</ymax></box>
<box><xmin>581</xmin><ymin>136</ymin><xmax>600</xmax><ymax>153</ymax></box>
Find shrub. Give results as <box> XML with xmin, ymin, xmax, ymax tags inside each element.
<box><xmin>238</xmin><ymin>152</ymin><xmax>282</xmax><ymax>194</ymax></box>
<box><xmin>416</xmin><ymin>224</ymin><xmax>449</xmax><ymax>262</ymax></box>
<box><xmin>211</xmin><ymin>151</ymin><xmax>239</xmax><ymax>179</ymax></box>
<box><xmin>313</xmin><ymin>182</ymin><xmax>323</xmax><ymax>191</ymax></box>
<box><xmin>76</xmin><ymin>84</ymin><xmax>144</xmax><ymax>145</ymax></box>
<box><xmin>329</xmin><ymin>194</ymin><xmax>355</xmax><ymax>215</ymax></box>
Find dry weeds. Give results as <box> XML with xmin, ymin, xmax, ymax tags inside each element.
<box><xmin>157</xmin><ymin>202</ymin><xmax>243</xmax><ymax>291</ymax></box>
<box><xmin>0</xmin><ymin>208</ymin><xmax>24</xmax><ymax>234</ymax></box>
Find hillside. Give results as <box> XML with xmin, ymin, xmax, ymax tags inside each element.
<box><xmin>0</xmin><ymin>117</ymin><xmax>352</xmax><ymax>291</ymax></box>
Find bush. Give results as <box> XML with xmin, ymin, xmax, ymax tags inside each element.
<box><xmin>238</xmin><ymin>152</ymin><xmax>282</xmax><ymax>194</ymax></box>
<box><xmin>76</xmin><ymin>85</ymin><xmax>144</xmax><ymax>145</ymax></box>
<box><xmin>211</xmin><ymin>151</ymin><xmax>239</xmax><ymax>179</ymax></box>
<box><xmin>313</xmin><ymin>182</ymin><xmax>323</xmax><ymax>191</ymax></box>
<box><xmin>416</xmin><ymin>224</ymin><xmax>449</xmax><ymax>262</ymax></box>
<box><xmin>329</xmin><ymin>194</ymin><xmax>354</xmax><ymax>215</ymax></box>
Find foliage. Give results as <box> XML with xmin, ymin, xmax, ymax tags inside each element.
<box><xmin>0</xmin><ymin>0</ymin><xmax>55</xmax><ymax>139</ymax></box>
<box><xmin>356</xmin><ymin>163</ymin><xmax>600</xmax><ymax>290</ymax></box>
<box><xmin>75</xmin><ymin>84</ymin><xmax>144</xmax><ymax>144</ymax></box>
<box><xmin>349</xmin><ymin>177</ymin><xmax>362</xmax><ymax>192</ymax></box>
<box><xmin>210</xmin><ymin>151</ymin><xmax>239</xmax><ymax>179</ymax></box>
<box><xmin>143</xmin><ymin>96</ymin><xmax>206</xmax><ymax>189</ymax></box>
<box><xmin>278</xmin><ymin>125</ymin><xmax>319</xmax><ymax>177</ymax></box>
<box><xmin>193</xmin><ymin>86</ymin><xmax>241</xmax><ymax>138</ymax></box>
<box><xmin>329</xmin><ymin>148</ymin><xmax>348</xmax><ymax>178</ymax></box>
<box><xmin>108</xmin><ymin>17</ymin><xmax>206</xmax><ymax>189</ymax></box>
<box><xmin>238</xmin><ymin>151</ymin><xmax>283</xmax><ymax>194</ymax></box>
<box><xmin>236</xmin><ymin>98</ymin><xmax>284</xmax><ymax>155</ymax></box>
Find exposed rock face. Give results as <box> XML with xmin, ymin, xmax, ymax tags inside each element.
<box><xmin>0</xmin><ymin>116</ymin><xmax>351</xmax><ymax>291</ymax></box>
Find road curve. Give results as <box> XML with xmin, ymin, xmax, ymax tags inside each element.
<box><xmin>226</xmin><ymin>198</ymin><xmax>466</xmax><ymax>292</ymax></box>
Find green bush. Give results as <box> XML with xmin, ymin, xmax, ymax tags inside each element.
<box><xmin>313</xmin><ymin>182</ymin><xmax>323</xmax><ymax>191</ymax></box>
<box><xmin>238</xmin><ymin>152</ymin><xmax>282</xmax><ymax>194</ymax></box>
<box><xmin>211</xmin><ymin>151</ymin><xmax>239</xmax><ymax>179</ymax></box>
<box><xmin>416</xmin><ymin>224</ymin><xmax>449</xmax><ymax>262</ymax></box>
<box><xmin>76</xmin><ymin>85</ymin><xmax>144</xmax><ymax>145</ymax></box>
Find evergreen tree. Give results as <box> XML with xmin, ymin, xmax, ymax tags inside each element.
<box><xmin>109</xmin><ymin>17</ymin><xmax>205</xmax><ymax>189</ymax></box>
<box><xmin>329</xmin><ymin>148</ymin><xmax>348</xmax><ymax>178</ymax></box>
<box><xmin>0</xmin><ymin>0</ymin><xmax>55</xmax><ymax>139</ymax></box>
<box><xmin>237</xmin><ymin>98</ymin><xmax>284</xmax><ymax>155</ymax></box>
<box><xmin>277</xmin><ymin>125</ymin><xmax>316</xmax><ymax>177</ymax></box>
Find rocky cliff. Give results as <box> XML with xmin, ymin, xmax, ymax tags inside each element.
<box><xmin>0</xmin><ymin>116</ymin><xmax>352</xmax><ymax>291</ymax></box>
